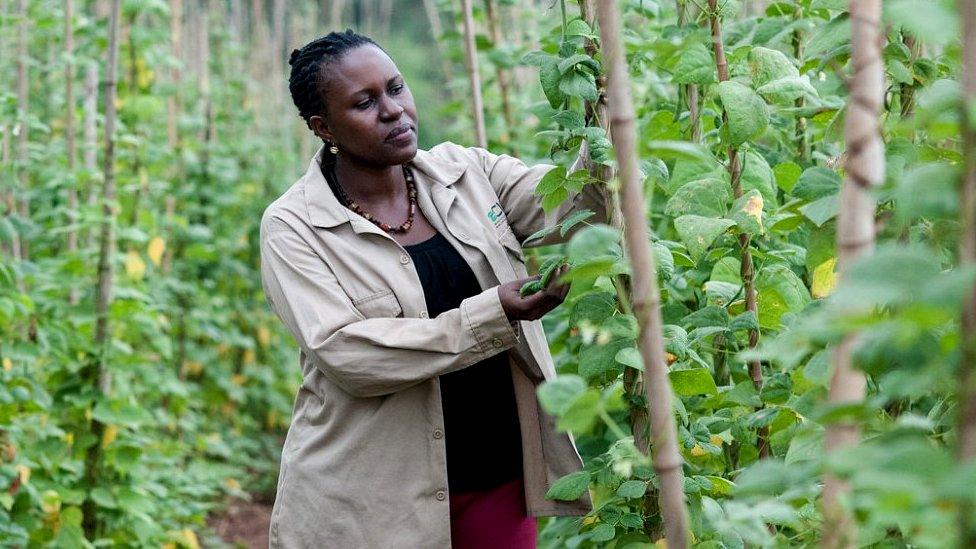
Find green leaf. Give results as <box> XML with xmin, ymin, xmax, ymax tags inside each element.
<box><xmin>887</xmin><ymin>59</ymin><xmax>914</xmax><ymax>85</ymax></box>
<box><xmin>559</xmin><ymin>71</ymin><xmax>598</xmax><ymax>101</ymax></box>
<box><xmin>793</xmin><ymin>167</ymin><xmax>841</xmax><ymax>201</ymax></box>
<box><xmin>760</xmin><ymin>372</ymin><xmax>793</xmax><ymax>405</ymax></box>
<box><xmin>727</xmin><ymin>190</ymin><xmax>765</xmax><ymax>235</ymax></box>
<box><xmin>773</xmin><ymin>162</ymin><xmax>802</xmax><ymax>193</ymax></box>
<box><xmin>567</xmin><ymin>225</ymin><xmax>620</xmax><ymax>265</ymax></box>
<box><xmin>617</xmin><ymin>480</ymin><xmax>648</xmax><ymax>498</ymax></box>
<box><xmin>748</xmin><ymin>47</ymin><xmax>797</xmax><ymax>88</ymax></box>
<box><xmin>756</xmin><ymin>76</ymin><xmax>819</xmax><ymax>105</ymax></box>
<box><xmin>681</xmin><ymin>306</ymin><xmax>730</xmax><ymax>329</ymax></box>
<box><xmin>885</xmin><ymin>0</ymin><xmax>958</xmax><ymax>45</ymax></box>
<box><xmin>558</xmin><ymin>389</ymin><xmax>602</xmax><ymax>432</ymax></box>
<box><xmin>536</xmin><ymin>166</ymin><xmax>567</xmax><ymax>196</ymax></box>
<box><xmin>740</xmin><ymin>151</ymin><xmax>778</xmax><ymax>209</ymax></box>
<box><xmin>807</xmin><ymin>14</ymin><xmax>851</xmax><ymax>57</ymax></box>
<box><xmin>725</xmin><ymin>380</ymin><xmax>762</xmax><ymax>407</ymax></box>
<box><xmin>717</xmin><ymin>81</ymin><xmax>769</xmax><ymax>147</ymax></box>
<box><xmin>537</xmin><ymin>375</ymin><xmax>588</xmax><ymax>416</ymax></box>
<box><xmin>590</xmin><ymin>523</ymin><xmax>617</xmax><ymax>542</ymax></box>
<box><xmin>667</xmin><ymin>157</ymin><xmax>726</xmax><ymax>195</ymax></box>
<box><xmin>798</xmin><ymin>194</ymin><xmax>839</xmax><ymax>227</ymax></box>
<box><xmin>541</xmin><ymin>187</ymin><xmax>569</xmax><ymax>213</ymax></box>
<box><xmin>540</xmin><ymin>59</ymin><xmax>567</xmax><ymax>108</ymax></box>
<box><xmin>672</xmin><ymin>43</ymin><xmax>717</xmax><ymax>85</ymax></box>
<box><xmin>645</xmin><ymin>141</ymin><xmax>713</xmax><ymax>163</ymax></box>
<box><xmin>755</xmin><ymin>264</ymin><xmax>812</xmax><ymax>329</ymax></box>
<box><xmin>571</xmin><ymin>292</ymin><xmax>617</xmax><ymax>325</ymax></box>
<box><xmin>545</xmin><ymin>471</ymin><xmax>590</xmax><ymax>501</ymax></box>
<box><xmin>674</xmin><ymin>215</ymin><xmax>736</xmax><ymax>262</ymax></box>
<box><xmin>560</xmin><ymin>209</ymin><xmax>596</xmax><ymax>237</ymax></box>
<box><xmin>580</xmin><ymin>339</ymin><xmax>634</xmax><ymax>379</ymax></box>
<box><xmin>669</xmin><ymin>369</ymin><xmax>719</xmax><ymax>396</ymax></box>
<box><xmin>729</xmin><ymin>311</ymin><xmax>759</xmax><ymax>332</ymax></box>
<box><xmin>665</xmin><ymin>178</ymin><xmax>732</xmax><ymax>218</ymax></box>
<box><xmin>615</xmin><ymin>347</ymin><xmax>643</xmax><ymax>370</ymax></box>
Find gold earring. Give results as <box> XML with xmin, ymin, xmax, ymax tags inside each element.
<box><xmin>329</xmin><ymin>142</ymin><xmax>339</xmax><ymax>155</ymax></box>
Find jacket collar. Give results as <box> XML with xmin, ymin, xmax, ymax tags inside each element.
<box><xmin>305</xmin><ymin>145</ymin><xmax>467</xmax><ymax>229</ymax></box>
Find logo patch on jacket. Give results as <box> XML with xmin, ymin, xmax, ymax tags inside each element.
<box><xmin>487</xmin><ymin>202</ymin><xmax>506</xmax><ymax>228</ymax></box>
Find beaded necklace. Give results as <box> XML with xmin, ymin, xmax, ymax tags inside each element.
<box><xmin>325</xmin><ymin>163</ymin><xmax>417</xmax><ymax>234</ymax></box>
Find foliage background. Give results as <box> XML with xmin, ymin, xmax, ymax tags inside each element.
<box><xmin>1</xmin><ymin>0</ymin><xmax>974</xmax><ymax>547</ymax></box>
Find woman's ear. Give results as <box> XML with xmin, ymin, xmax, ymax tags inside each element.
<box><xmin>309</xmin><ymin>115</ymin><xmax>332</xmax><ymax>142</ymax></box>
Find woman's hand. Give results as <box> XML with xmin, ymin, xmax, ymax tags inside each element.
<box><xmin>497</xmin><ymin>264</ymin><xmax>571</xmax><ymax>321</ymax></box>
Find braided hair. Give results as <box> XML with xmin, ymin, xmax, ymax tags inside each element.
<box><xmin>288</xmin><ymin>29</ymin><xmax>382</xmax><ymax>130</ymax></box>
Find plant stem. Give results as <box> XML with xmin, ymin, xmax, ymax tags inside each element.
<box><xmin>707</xmin><ymin>0</ymin><xmax>768</xmax><ymax>459</ymax></box>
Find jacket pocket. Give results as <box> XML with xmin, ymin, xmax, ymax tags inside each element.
<box><xmin>351</xmin><ymin>288</ymin><xmax>403</xmax><ymax>318</ymax></box>
<box><xmin>497</xmin><ymin>227</ymin><xmax>525</xmax><ymax>263</ymax></box>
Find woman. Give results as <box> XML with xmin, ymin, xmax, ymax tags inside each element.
<box><xmin>260</xmin><ymin>30</ymin><xmax>606</xmax><ymax>548</ymax></box>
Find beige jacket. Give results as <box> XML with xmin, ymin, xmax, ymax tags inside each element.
<box><xmin>259</xmin><ymin>141</ymin><xmax>607</xmax><ymax>548</ymax></box>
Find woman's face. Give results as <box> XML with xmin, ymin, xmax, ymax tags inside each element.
<box><xmin>311</xmin><ymin>45</ymin><xmax>419</xmax><ymax>167</ymax></box>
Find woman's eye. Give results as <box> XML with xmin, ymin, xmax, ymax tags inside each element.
<box><xmin>390</xmin><ymin>84</ymin><xmax>404</xmax><ymax>95</ymax></box>
<box><xmin>355</xmin><ymin>99</ymin><xmax>373</xmax><ymax>110</ymax></box>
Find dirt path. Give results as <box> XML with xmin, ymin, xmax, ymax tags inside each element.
<box><xmin>208</xmin><ymin>499</ymin><xmax>273</xmax><ymax>548</ymax></box>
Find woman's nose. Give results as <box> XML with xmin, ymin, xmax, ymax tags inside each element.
<box><xmin>378</xmin><ymin>96</ymin><xmax>405</xmax><ymax>120</ymax></box>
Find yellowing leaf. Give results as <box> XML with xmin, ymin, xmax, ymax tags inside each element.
<box><xmin>2</xmin><ymin>358</ymin><xmax>11</xmax><ymax>372</ymax></box>
<box><xmin>230</xmin><ymin>374</ymin><xmax>246</xmax><ymax>386</ymax></box>
<box><xmin>224</xmin><ymin>478</ymin><xmax>241</xmax><ymax>491</ymax></box>
<box><xmin>182</xmin><ymin>361</ymin><xmax>203</xmax><ymax>377</ymax></box>
<box><xmin>242</xmin><ymin>349</ymin><xmax>255</xmax><ymax>364</ymax></box>
<box><xmin>812</xmin><ymin>258</ymin><xmax>838</xmax><ymax>298</ymax></box>
<box><xmin>101</xmin><ymin>424</ymin><xmax>118</xmax><ymax>449</ymax></box>
<box><xmin>690</xmin><ymin>444</ymin><xmax>707</xmax><ymax>457</ymax></box>
<box><xmin>125</xmin><ymin>250</ymin><xmax>146</xmax><ymax>280</ymax></box>
<box><xmin>257</xmin><ymin>327</ymin><xmax>271</xmax><ymax>347</ymax></box>
<box><xmin>744</xmin><ymin>193</ymin><xmax>763</xmax><ymax>223</ymax></box>
<box><xmin>147</xmin><ymin>237</ymin><xmax>166</xmax><ymax>266</ymax></box>
<box><xmin>176</xmin><ymin>528</ymin><xmax>200</xmax><ymax>549</ymax></box>
<box><xmin>710</xmin><ymin>434</ymin><xmax>724</xmax><ymax>447</ymax></box>
<box><xmin>41</xmin><ymin>490</ymin><xmax>61</xmax><ymax>514</ymax></box>
<box><xmin>16</xmin><ymin>464</ymin><xmax>30</xmax><ymax>485</ymax></box>
<box><xmin>64</xmin><ymin>432</ymin><xmax>74</xmax><ymax>446</ymax></box>
<box><xmin>582</xmin><ymin>515</ymin><xmax>599</xmax><ymax>526</ymax></box>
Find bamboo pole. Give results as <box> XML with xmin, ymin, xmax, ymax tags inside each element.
<box><xmin>822</xmin><ymin>2</ymin><xmax>884</xmax><ymax>547</ymax></box>
<box><xmin>597</xmin><ymin>1</ymin><xmax>688</xmax><ymax>546</ymax></box>
<box><xmin>329</xmin><ymin>0</ymin><xmax>346</xmax><ymax>29</ymax></box>
<box><xmin>15</xmin><ymin>0</ymin><xmax>28</xmax><ymax>261</ymax></box>
<box><xmin>83</xmin><ymin>64</ymin><xmax>98</xmax><ymax>249</ymax></box>
<box><xmin>422</xmin><ymin>0</ymin><xmax>453</xmax><ymax>86</ymax></box>
<box><xmin>460</xmin><ymin>0</ymin><xmax>487</xmax><ymax>147</ymax></box>
<box><xmin>484</xmin><ymin>0</ymin><xmax>515</xmax><ymax>144</ymax></box>
<box><xmin>956</xmin><ymin>0</ymin><xmax>976</xmax><ymax>545</ymax></box>
<box><xmin>65</xmin><ymin>0</ymin><xmax>79</xmax><ymax>305</ymax></box>
<box><xmin>83</xmin><ymin>0</ymin><xmax>121</xmax><ymax>537</ymax></box>
<box><xmin>707</xmin><ymin>0</ymin><xmax>768</xmax><ymax>458</ymax></box>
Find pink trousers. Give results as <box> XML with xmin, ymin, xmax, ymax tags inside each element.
<box><xmin>448</xmin><ymin>477</ymin><xmax>538</xmax><ymax>549</ymax></box>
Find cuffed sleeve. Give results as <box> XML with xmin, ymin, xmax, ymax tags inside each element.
<box><xmin>260</xmin><ymin>220</ymin><xmax>519</xmax><ymax>398</ymax></box>
<box><xmin>468</xmin><ymin>144</ymin><xmax>610</xmax><ymax>248</ymax></box>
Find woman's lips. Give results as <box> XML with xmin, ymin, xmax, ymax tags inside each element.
<box><xmin>386</xmin><ymin>125</ymin><xmax>413</xmax><ymax>143</ymax></box>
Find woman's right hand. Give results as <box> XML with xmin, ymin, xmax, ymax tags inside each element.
<box><xmin>497</xmin><ymin>264</ymin><xmax>571</xmax><ymax>321</ymax></box>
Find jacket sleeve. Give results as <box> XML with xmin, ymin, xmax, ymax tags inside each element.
<box><xmin>468</xmin><ymin>143</ymin><xmax>610</xmax><ymax>248</ymax></box>
<box><xmin>260</xmin><ymin>219</ymin><xmax>520</xmax><ymax>398</ymax></box>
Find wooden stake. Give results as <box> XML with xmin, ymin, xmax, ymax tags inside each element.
<box><xmin>822</xmin><ymin>1</ymin><xmax>884</xmax><ymax>547</ymax></box>
<box><xmin>65</xmin><ymin>0</ymin><xmax>79</xmax><ymax>305</ymax></box>
<box><xmin>84</xmin><ymin>0</ymin><xmax>122</xmax><ymax>536</ymax></box>
<box><xmin>956</xmin><ymin>0</ymin><xmax>976</xmax><ymax>545</ymax></box>
<box><xmin>597</xmin><ymin>1</ymin><xmax>688</xmax><ymax>546</ymax></box>
<box><xmin>460</xmin><ymin>0</ymin><xmax>487</xmax><ymax>147</ymax></box>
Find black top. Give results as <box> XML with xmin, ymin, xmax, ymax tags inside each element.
<box><xmin>403</xmin><ymin>231</ymin><xmax>524</xmax><ymax>493</ymax></box>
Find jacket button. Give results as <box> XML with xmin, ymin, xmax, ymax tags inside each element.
<box><xmin>433</xmin><ymin>428</ymin><xmax>443</xmax><ymax>439</ymax></box>
<box><xmin>399</xmin><ymin>254</ymin><xmax>410</xmax><ymax>265</ymax></box>
<box><xmin>492</xmin><ymin>338</ymin><xmax>503</xmax><ymax>348</ymax></box>
<box><xmin>420</xmin><ymin>311</ymin><xmax>429</xmax><ymax>318</ymax></box>
<box><xmin>435</xmin><ymin>490</ymin><xmax>447</xmax><ymax>501</ymax></box>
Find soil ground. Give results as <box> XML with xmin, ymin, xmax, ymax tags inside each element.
<box><xmin>208</xmin><ymin>498</ymin><xmax>274</xmax><ymax>548</ymax></box>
